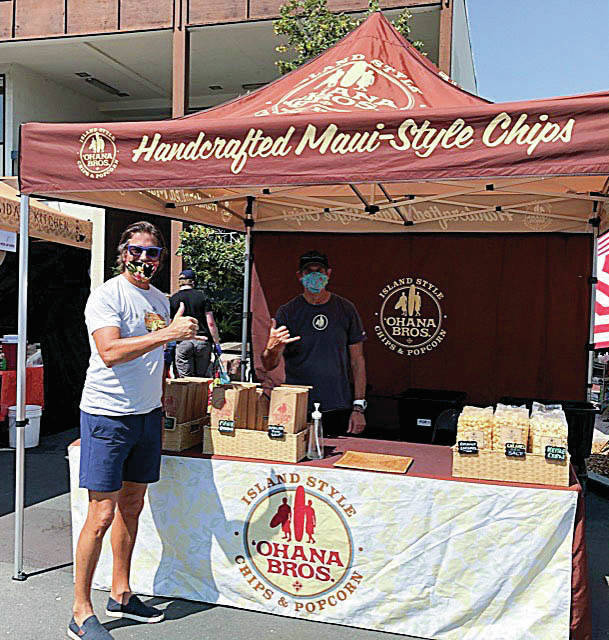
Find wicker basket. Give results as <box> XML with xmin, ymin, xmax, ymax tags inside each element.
<box><xmin>202</xmin><ymin>425</ymin><xmax>309</xmax><ymax>462</ymax></box>
<box><xmin>163</xmin><ymin>416</ymin><xmax>207</xmax><ymax>452</ymax></box>
<box><xmin>452</xmin><ymin>446</ymin><xmax>570</xmax><ymax>487</ymax></box>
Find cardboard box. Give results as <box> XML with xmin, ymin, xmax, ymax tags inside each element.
<box><xmin>268</xmin><ymin>386</ymin><xmax>309</xmax><ymax>434</ymax></box>
<box><xmin>164</xmin><ymin>378</ymin><xmax>211</xmax><ymax>424</ymax></box>
<box><xmin>210</xmin><ymin>384</ymin><xmax>251</xmax><ymax>430</ymax></box>
<box><xmin>163</xmin><ymin>415</ymin><xmax>210</xmax><ymax>452</ymax></box>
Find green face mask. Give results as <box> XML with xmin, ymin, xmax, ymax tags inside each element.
<box><xmin>126</xmin><ymin>260</ymin><xmax>158</xmax><ymax>283</ymax></box>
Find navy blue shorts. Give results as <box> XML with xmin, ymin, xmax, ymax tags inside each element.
<box><xmin>79</xmin><ymin>408</ymin><xmax>163</xmax><ymax>493</ymax></box>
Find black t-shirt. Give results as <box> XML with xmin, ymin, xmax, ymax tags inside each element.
<box><xmin>169</xmin><ymin>288</ymin><xmax>212</xmax><ymax>338</ymax></box>
<box><xmin>275</xmin><ymin>294</ymin><xmax>366</xmax><ymax>412</ymax></box>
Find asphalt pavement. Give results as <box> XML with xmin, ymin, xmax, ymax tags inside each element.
<box><xmin>1</xmin><ymin>427</ymin><xmax>608</xmax><ymax>640</ymax></box>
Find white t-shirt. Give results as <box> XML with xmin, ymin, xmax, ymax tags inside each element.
<box><xmin>80</xmin><ymin>275</ymin><xmax>170</xmax><ymax>416</ymax></box>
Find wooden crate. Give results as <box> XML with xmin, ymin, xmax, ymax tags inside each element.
<box><xmin>163</xmin><ymin>416</ymin><xmax>208</xmax><ymax>452</ymax></box>
<box><xmin>452</xmin><ymin>446</ymin><xmax>570</xmax><ymax>487</ymax></box>
<box><xmin>202</xmin><ymin>425</ymin><xmax>309</xmax><ymax>463</ymax></box>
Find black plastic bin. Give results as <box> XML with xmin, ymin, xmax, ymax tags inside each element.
<box><xmin>499</xmin><ymin>396</ymin><xmax>598</xmax><ymax>471</ymax></box>
<box><xmin>398</xmin><ymin>389</ymin><xmax>467</xmax><ymax>444</ymax></box>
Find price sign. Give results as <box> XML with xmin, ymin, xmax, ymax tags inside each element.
<box><xmin>268</xmin><ymin>425</ymin><xmax>285</xmax><ymax>439</ymax></box>
<box><xmin>545</xmin><ymin>445</ymin><xmax>567</xmax><ymax>461</ymax></box>
<box><xmin>218</xmin><ymin>419</ymin><xmax>235</xmax><ymax>434</ymax></box>
<box><xmin>505</xmin><ymin>443</ymin><xmax>526</xmax><ymax>458</ymax></box>
<box><xmin>457</xmin><ymin>440</ymin><xmax>479</xmax><ymax>455</ymax></box>
<box><xmin>162</xmin><ymin>416</ymin><xmax>176</xmax><ymax>431</ymax></box>
<box><xmin>416</xmin><ymin>418</ymin><xmax>432</xmax><ymax>428</ymax></box>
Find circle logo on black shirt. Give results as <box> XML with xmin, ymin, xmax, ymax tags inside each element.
<box><xmin>312</xmin><ymin>314</ymin><xmax>329</xmax><ymax>331</ymax></box>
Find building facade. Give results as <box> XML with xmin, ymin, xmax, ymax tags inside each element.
<box><xmin>0</xmin><ymin>0</ymin><xmax>476</xmax><ymax>284</ymax></box>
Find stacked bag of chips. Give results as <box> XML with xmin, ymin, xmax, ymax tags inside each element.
<box><xmin>492</xmin><ymin>403</ymin><xmax>530</xmax><ymax>451</ymax></box>
<box><xmin>456</xmin><ymin>405</ymin><xmax>494</xmax><ymax>450</ymax></box>
<box><xmin>528</xmin><ymin>403</ymin><xmax>568</xmax><ymax>455</ymax></box>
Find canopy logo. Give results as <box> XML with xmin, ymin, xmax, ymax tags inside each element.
<box><xmin>375</xmin><ymin>277</ymin><xmax>446</xmax><ymax>356</ymax></box>
<box><xmin>254</xmin><ymin>54</ymin><xmax>426</xmax><ymax>116</ymax></box>
<box><xmin>236</xmin><ymin>476</ymin><xmax>363</xmax><ymax>613</ymax></box>
<box><xmin>78</xmin><ymin>128</ymin><xmax>118</xmax><ymax>179</ymax></box>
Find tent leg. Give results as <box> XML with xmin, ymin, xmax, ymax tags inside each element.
<box><xmin>13</xmin><ymin>195</ymin><xmax>29</xmax><ymax>582</ymax></box>
<box><xmin>240</xmin><ymin>197</ymin><xmax>254</xmax><ymax>381</ymax></box>
<box><xmin>588</xmin><ymin>221</ymin><xmax>599</xmax><ymax>395</ymax></box>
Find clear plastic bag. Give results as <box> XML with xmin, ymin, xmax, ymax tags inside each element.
<box><xmin>492</xmin><ymin>403</ymin><xmax>530</xmax><ymax>451</ymax></box>
<box><xmin>456</xmin><ymin>406</ymin><xmax>494</xmax><ymax>450</ymax></box>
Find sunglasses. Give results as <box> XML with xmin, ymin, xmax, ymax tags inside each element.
<box><xmin>127</xmin><ymin>245</ymin><xmax>163</xmax><ymax>260</ymax></box>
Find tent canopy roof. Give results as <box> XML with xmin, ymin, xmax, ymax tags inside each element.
<box><xmin>18</xmin><ymin>12</ymin><xmax>609</xmax><ymax>234</ymax></box>
<box><xmin>0</xmin><ymin>180</ymin><xmax>92</xmax><ymax>248</ymax></box>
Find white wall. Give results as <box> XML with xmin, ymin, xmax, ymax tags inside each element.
<box><xmin>1</xmin><ymin>63</ymin><xmax>98</xmax><ymax>176</ymax></box>
<box><xmin>451</xmin><ymin>0</ymin><xmax>477</xmax><ymax>95</ymax></box>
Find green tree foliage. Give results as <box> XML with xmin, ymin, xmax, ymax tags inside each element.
<box><xmin>274</xmin><ymin>0</ymin><xmax>424</xmax><ymax>75</ymax></box>
<box><xmin>176</xmin><ymin>226</ymin><xmax>245</xmax><ymax>341</ymax></box>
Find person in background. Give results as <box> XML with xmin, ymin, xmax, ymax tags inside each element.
<box><xmin>169</xmin><ymin>268</ymin><xmax>221</xmax><ymax>377</ymax></box>
<box><xmin>72</xmin><ymin>221</ymin><xmax>201</xmax><ymax>640</ymax></box>
<box><xmin>261</xmin><ymin>250</ymin><xmax>367</xmax><ymax>436</ymax></box>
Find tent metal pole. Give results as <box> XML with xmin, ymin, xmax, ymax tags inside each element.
<box><xmin>13</xmin><ymin>195</ymin><xmax>29</xmax><ymax>582</ymax></box>
<box><xmin>588</xmin><ymin>218</ymin><xmax>600</xmax><ymax>394</ymax></box>
<box><xmin>241</xmin><ymin>197</ymin><xmax>254</xmax><ymax>381</ymax></box>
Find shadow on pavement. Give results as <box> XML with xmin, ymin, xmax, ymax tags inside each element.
<box><xmin>103</xmin><ymin>597</ymin><xmax>216</xmax><ymax>632</ymax></box>
<box><xmin>0</xmin><ymin>427</ymin><xmax>78</xmax><ymax>516</ymax></box>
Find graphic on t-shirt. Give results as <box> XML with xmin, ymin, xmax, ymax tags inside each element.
<box><xmin>144</xmin><ymin>311</ymin><xmax>167</xmax><ymax>332</ymax></box>
<box><xmin>312</xmin><ymin>314</ymin><xmax>328</xmax><ymax>331</ymax></box>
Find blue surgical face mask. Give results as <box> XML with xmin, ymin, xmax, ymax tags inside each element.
<box><xmin>301</xmin><ymin>271</ymin><xmax>329</xmax><ymax>294</ymax></box>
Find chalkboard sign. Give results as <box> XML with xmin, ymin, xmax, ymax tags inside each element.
<box><xmin>505</xmin><ymin>443</ymin><xmax>526</xmax><ymax>458</ymax></box>
<box><xmin>268</xmin><ymin>424</ymin><xmax>285</xmax><ymax>439</ymax></box>
<box><xmin>218</xmin><ymin>419</ymin><xmax>235</xmax><ymax>434</ymax></box>
<box><xmin>545</xmin><ymin>445</ymin><xmax>567</xmax><ymax>461</ymax></box>
<box><xmin>457</xmin><ymin>440</ymin><xmax>479</xmax><ymax>455</ymax></box>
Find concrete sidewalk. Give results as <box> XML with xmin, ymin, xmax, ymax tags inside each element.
<box><xmin>1</xmin><ymin>428</ymin><xmax>608</xmax><ymax>639</ymax></box>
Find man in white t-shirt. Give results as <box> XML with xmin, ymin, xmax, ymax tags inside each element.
<box><xmin>69</xmin><ymin>221</ymin><xmax>200</xmax><ymax>640</ymax></box>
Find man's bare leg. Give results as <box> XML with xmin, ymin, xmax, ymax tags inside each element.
<box><xmin>73</xmin><ymin>491</ymin><xmax>118</xmax><ymax>626</ymax></box>
<box><xmin>110</xmin><ymin>481</ymin><xmax>148</xmax><ymax>605</ymax></box>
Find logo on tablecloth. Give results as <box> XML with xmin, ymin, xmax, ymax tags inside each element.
<box><xmin>236</xmin><ymin>476</ymin><xmax>363</xmax><ymax>612</ymax></box>
<box><xmin>254</xmin><ymin>54</ymin><xmax>427</xmax><ymax>117</ymax></box>
<box><xmin>78</xmin><ymin>128</ymin><xmax>118</xmax><ymax>179</ymax></box>
<box><xmin>375</xmin><ymin>276</ymin><xmax>446</xmax><ymax>356</ymax></box>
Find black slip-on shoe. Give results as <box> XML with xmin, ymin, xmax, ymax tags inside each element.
<box><xmin>105</xmin><ymin>595</ymin><xmax>164</xmax><ymax>623</ymax></box>
<box><xmin>67</xmin><ymin>615</ymin><xmax>113</xmax><ymax>639</ymax></box>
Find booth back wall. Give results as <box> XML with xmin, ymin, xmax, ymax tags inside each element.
<box><xmin>253</xmin><ymin>233</ymin><xmax>591</xmax><ymax>409</ymax></box>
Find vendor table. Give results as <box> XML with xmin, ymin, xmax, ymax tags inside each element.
<box><xmin>68</xmin><ymin>438</ymin><xmax>590</xmax><ymax>640</ymax></box>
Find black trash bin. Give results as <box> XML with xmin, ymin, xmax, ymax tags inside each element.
<box><xmin>499</xmin><ymin>396</ymin><xmax>598</xmax><ymax>473</ymax></box>
<box><xmin>398</xmin><ymin>389</ymin><xmax>467</xmax><ymax>444</ymax></box>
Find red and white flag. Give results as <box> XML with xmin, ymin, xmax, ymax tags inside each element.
<box><xmin>594</xmin><ymin>234</ymin><xmax>609</xmax><ymax>348</ymax></box>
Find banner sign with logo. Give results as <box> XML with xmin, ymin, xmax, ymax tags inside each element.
<box><xmin>69</xmin><ymin>449</ymin><xmax>576</xmax><ymax>639</ymax></box>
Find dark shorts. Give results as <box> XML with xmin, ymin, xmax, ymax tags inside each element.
<box><xmin>79</xmin><ymin>408</ymin><xmax>163</xmax><ymax>493</ymax></box>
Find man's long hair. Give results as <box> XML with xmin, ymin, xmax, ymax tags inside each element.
<box><xmin>115</xmin><ymin>221</ymin><xmax>167</xmax><ymax>273</ymax></box>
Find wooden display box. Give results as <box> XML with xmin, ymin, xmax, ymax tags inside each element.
<box><xmin>452</xmin><ymin>446</ymin><xmax>570</xmax><ymax>487</ymax></box>
<box><xmin>202</xmin><ymin>425</ymin><xmax>309</xmax><ymax>463</ymax></box>
<box><xmin>163</xmin><ymin>416</ymin><xmax>209</xmax><ymax>452</ymax></box>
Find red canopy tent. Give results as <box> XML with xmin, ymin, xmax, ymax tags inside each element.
<box><xmin>13</xmin><ymin>14</ymin><xmax>609</xmax><ymax>601</ymax></box>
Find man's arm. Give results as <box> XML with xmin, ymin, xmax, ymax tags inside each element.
<box><xmin>261</xmin><ymin>319</ymin><xmax>300</xmax><ymax>371</ymax></box>
<box><xmin>206</xmin><ymin>311</ymin><xmax>221</xmax><ymax>344</ymax></box>
<box><xmin>347</xmin><ymin>341</ymin><xmax>367</xmax><ymax>435</ymax></box>
<box><xmin>93</xmin><ymin>302</ymin><xmax>199</xmax><ymax>368</ymax></box>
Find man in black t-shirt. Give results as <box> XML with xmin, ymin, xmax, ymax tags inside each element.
<box><xmin>169</xmin><ymin>269</ymin><xmax>221</xmax><ymax>376</ymax></box>
<box><xmin>261</xmin><ymin>251</ymin><xmax>367</xmax><ymax>436</ymax></box>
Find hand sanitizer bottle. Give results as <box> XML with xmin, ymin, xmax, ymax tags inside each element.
<box><xmin>307</xmin><ymin>403</ymin><xmax>324</xmax><ymax>460</ymax></box>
